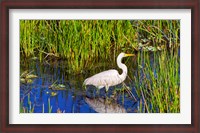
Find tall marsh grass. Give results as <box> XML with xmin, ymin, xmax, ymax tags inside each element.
<box><xmin>20</xmin><ymin>20</ymin><xmax>179</xmax><ymax>74</ymax></box>
<box><xmin>134</xmin><ymin>48</ymin><xmax>180</xmax><ymax>112</ymax></box>
<box><xmin>20</xmin><ymin>20</ymin><xmax>137</xmax><ymax>73</ymax></box>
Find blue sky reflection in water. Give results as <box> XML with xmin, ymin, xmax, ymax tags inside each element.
<box><xmin>20</xmin><ymin>59</ymin><xmax>139</xmax><ymax>113</ymax></box>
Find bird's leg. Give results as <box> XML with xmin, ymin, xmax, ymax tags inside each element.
<box><xmin>96</xmin><ymin>88</ymin><xmax>100</xmax><ymax>97</ymax></box>
<box><xmin>92</xmin><ymin>88</ymin><xmax>96</xmax><ymax>98</ymax></box>
<box><xmin>105</xmin><ymin>86</ymin><xmax>109</xmax><ymax>113</ymax></box>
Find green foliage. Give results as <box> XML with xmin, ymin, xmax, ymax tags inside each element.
<box><xmin>20</xmin><ymin>20</ymin><xmax>138</xmax><ymax>73</ymax></box>
<box><xmin>20</xmin><ymin>20</ymin><xmax>180</xmax><ymax>74</ymax></box>
<box><xmin>134</xmin><ymin>48</ymin><xmax>180</xmax><ymax>113</ymax></box>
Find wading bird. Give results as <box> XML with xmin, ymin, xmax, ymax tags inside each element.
<box><xmin>83</xmin><ymin>52</ymin><xmax>135</xmax><ymax>95</ymax></box>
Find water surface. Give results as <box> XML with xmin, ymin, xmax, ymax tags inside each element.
<box><xmin>20</xmin><ymin>58</ymin><xmax>139</xmax><ymax>113</ymax></box>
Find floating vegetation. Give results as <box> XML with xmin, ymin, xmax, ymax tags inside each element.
<box><xmin>49</xmin><ymin>82</ymin><xmax>66</xmax><ymax>90</ymax></box>
<box><xmin>57</xmin><ymin>108</ymin><xmax>65</xmax><ymax>113</ymax></box>
<box><xmin>20</xmin><ymin>70</ymin><xmax>37</xmax><ymax>84</ymax></box>
<box><xmin>50</xmin><ymin>92</ymin><xmax>58</xmax><ymax>96</ymax></box>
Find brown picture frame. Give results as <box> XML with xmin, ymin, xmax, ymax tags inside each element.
<box><xmin>0</xmin><ymin>0</ymin><xmax>199</xmax><ymax>132</ymax></box>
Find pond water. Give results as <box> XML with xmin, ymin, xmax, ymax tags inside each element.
<box><xmin>20</xmin><ymin>50</ymin><xmax>180</xmax><ymax>113</ymax></box>
<box><xmin>20</xmin><ymin>58</ymin><xmax>140</xmax><ymax>113</ymax></box>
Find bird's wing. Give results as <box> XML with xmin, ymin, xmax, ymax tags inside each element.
<box><xmin>84</xmin><ymin>69</ymin><xmax>122</xmax><ymax>88</ymax></box>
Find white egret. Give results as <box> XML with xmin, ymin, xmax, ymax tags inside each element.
<box><xmin>83</xmin><ymin>52</ymin><xmax>135</xmax><ymax>94</ymax></box>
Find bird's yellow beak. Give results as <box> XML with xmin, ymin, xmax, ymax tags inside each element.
<box><xmin>125</xmin><ymin>54</ymin><xmax>135</xmax><ymax>57</ymax></box>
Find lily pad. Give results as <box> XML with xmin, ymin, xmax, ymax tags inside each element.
<box><xmin>49</xmin><ymin>83</ymin><xmax>66</xmax><ymax>90</ymax></box>
<box><xmin>51</xmin><ymin>92</ymin><xmax>58</xmax><ymax>96</ymax></box>
<box><xmin>26</xmin><ymin>74</ymin><xmax>38</xmax><ymax>79</ymax></box>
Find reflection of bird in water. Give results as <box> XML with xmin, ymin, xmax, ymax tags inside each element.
<box><xmin>85</xmin><ymin>97</ymin><xmax>126</xmax><ymax>113</ymax></box>
<box><xmin>84</xmin><ymin>52</ymin><xmax>135</xmax><ymax>95</ymax></box>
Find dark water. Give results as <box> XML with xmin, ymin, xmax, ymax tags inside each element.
<box><xmin>20</xmin><ymin>58</ymin><xmax>140</xmax><ymax>113</ymax></box>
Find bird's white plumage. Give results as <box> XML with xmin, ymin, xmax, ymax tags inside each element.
<box><xmin>83</xmin><ymin>52</ymin><xmax>133</xmax><ymax>91</ymax></box>
<box><xmin>84</xmin><ymin>69</ymin><xmax>123</xmax><ymax>89</ymax></box>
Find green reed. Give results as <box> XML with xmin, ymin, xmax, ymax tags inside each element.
<box><xmin>133</xmin><ymin>48</ymin><xmax>180</xmax><ymax>113</ymax></box>
<box><xmin>20</xmin><ymin>20</ymin><xmax>136</xmax><ymax>73</ymax></box>
<box><xmin>20</xmin><ymin>93</ymin><xmax>35</xmax><ymax>113</ymax></box>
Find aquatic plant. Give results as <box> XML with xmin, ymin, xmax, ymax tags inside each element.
<box><xmin>133</xmin><ymin>48</ymin><xmax>180</xmax><ymax>113</ymax></box>
<box><xmin>20</xmin><ymin>20</ymin><xmax>179</xmax><ymax>74</ymax></box>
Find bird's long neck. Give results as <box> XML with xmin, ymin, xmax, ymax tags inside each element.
<box><xmin>117</xmin><ymin>56</ymin><xmax>128</xmax><ymax>82</ymax></box>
